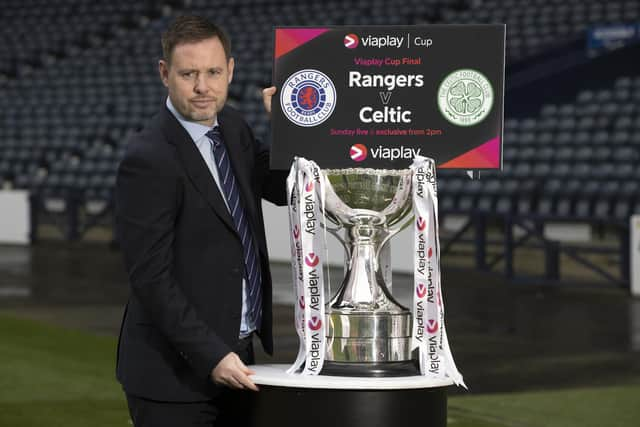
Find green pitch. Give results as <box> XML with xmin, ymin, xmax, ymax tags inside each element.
<box><xmin>1</xmin><ymin>314</ymin><xmax>638</xmax><ymax>427</ymax></box>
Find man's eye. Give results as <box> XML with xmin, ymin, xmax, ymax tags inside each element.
<box><xmin>182</xmin><ymin>72</ymin><xmax>194</xmax><ymax>78</ymax></box>
<box><xmin>210</xmin><ymin>70</ymin><xmax>221</xmax><ymax>75</ymax></box>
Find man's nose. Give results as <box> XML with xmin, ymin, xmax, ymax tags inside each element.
<box><xmin>194</xmin><ymin>75</ymin><xmax>208</xmax><ymax>94</ymax></box>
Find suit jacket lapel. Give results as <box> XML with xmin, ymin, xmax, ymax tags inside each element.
<box><xmin>159</xmin><ymin>107</ymin><xmax>237</xmax><ymax>234</ymax></box>
<box><xmin>218</xmin><ymin>114</ymin><xmax>259</xmax><ymax>225</ymax></box>
<box><xmin>219</xmin><ymin>112</ymin><xmax>270</xmax><ymax>260</ymax></box>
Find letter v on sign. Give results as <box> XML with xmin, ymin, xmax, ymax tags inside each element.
<box><xmin>379</xmin><ymin>92</ymin><xmax>392</xmax><ymax>105</ymax></box>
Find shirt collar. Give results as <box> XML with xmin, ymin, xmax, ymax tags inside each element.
<box><xmin>166</xmin><ymin>97</ymin><xmax>218</xmax><ymax>142</ymax></box>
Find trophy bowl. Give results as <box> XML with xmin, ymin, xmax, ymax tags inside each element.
<box><xmin>320</xmin><ymin>168</ymin><xmax>417</xmax><ymax>377</ymax></box>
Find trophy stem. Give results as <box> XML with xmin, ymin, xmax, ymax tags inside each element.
<box><xmin>329</xmin><ymin>220</ymin><xmax>395</xmax><ymax>312</ymax></box>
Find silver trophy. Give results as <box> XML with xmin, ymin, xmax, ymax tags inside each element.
<box><xmin>320</xmin><ymin>167</ymin><xmax>417</xmax><ymax>377</ymax></box>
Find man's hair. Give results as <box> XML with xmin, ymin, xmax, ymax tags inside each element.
<box><xmin>161</xmin><ymin>15</ymin><xmax>231</xmax><ymax>63</ymax></box>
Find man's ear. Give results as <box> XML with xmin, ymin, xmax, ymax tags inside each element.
<box><xmin>227</xmin><ymin>57</ymin><xmax>235</xmax><ymax>85</ymax></box>
<box><xmin>159</xmin><ymin>59</ymin><xmax>170</xmax><ymax>87</ymax></box>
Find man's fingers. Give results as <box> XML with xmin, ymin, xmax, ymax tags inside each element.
<box><xmin>222</xmin><ymin>372</ymin><xmax>258</xmax><ymax>391</ymax></box>
<box><xmin>234</xmin><ymin>372</ymin><xmax>259</xmax><ymax>391</ymax></box>
<box><xmin>262</xmin><ymin>86</ymin><xmax>276</xmax><ymax>96</ymax></box>
<box><xmin>232</xmin><ymin>359</ymin><xmax>259</xmax><ymax>391</ymax></box>
<box><xmin>227</xmin><ymin>375</ymin><xmax>244</xmax><ymax>389</ymax></box>
<box><xmin>237</xmin><ymin>362</ymin><xmax>255</xmax><ymax>375</ymax></box>
<box><xmin>232</xmin><ymin>355</ymin><xmax>254</xmax><ymax>374</ymax></box>
<box><xmin>262</xmin><ymin>86</ymin><xmax>277</xmax><ymax>115</ymax></box>
<box><xmin>218</xmin><ymin>377</ymin><xmax>239</xmax><ymax>389</ymax></box>
<box><xmin>210</xmin><ymin>353</ymin><xmax>259</xmax><ymax>391</ymax></box>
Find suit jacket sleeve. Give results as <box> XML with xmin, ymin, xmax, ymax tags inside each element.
<box><xmin>116</xmin><ymin>141</ymin><xmax>232</xmax><ymax>381</ymax></box>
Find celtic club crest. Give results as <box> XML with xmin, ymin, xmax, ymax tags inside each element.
<box><xmin>437</xmin><ymin>69</ymin><xmax>494</xmax><ymax>127</ymax></box>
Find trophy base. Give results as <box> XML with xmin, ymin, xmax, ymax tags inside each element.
<box><xmin>320</xmin><ymin>360</ymin><xmax>419</xmax><ymax>377</ymax></box>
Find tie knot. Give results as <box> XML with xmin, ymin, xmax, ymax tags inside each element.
<box><xmin>206</xmin><ymin>126</ymin><xmax>222</xmax><ymax>147</ymax></box>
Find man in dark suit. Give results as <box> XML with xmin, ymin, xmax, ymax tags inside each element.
<box><xmin>115</xmin><ymin>15</ymin><xmax>286</xmax><ymax>426</ymax></box>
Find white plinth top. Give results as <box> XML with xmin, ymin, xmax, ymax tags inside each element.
<box><xmin>249</xmin><ymin>364</ymin><xmax>454</xmax><ymax>390</ymax></box>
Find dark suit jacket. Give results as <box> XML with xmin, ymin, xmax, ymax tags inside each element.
<box><xmin>115</xmin><ymin>105</ymin><xmax>287</xmax><ymax>401</ymax></box>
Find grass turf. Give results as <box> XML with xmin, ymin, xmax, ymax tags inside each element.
<box><xmin>1</xmin><ymin>313</ymin><xmax>638</xmax><ymax>426</ymax></box>
<box><xmin>450</xmin><ymin>384</ymin><xmax>640</xmax><ymax>427</ymax></box>
<box><xmin>0</xmin><ymin>314</ymin><xmax>129</xmax><ymax>427</ymax></box>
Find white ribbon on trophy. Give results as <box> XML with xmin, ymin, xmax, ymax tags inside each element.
<box><xmin>410</xmin><ymin>155</ymin><xmax>465</xmax><ymax>387</ymax></box>
<box><xmin>286</xmin><ymin>164</ymin><xmax>306</xmax><ymax>374</ymax></box>
<box><xmin>286</xmin><ymin>158</ymin><xmax>327</xmax><ymax>375</ymax></box>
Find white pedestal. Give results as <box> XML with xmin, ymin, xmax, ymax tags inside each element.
<box><xmin>244</xmin><ymin>364</ymin><xmax>451</xmax><ymax>427</ymax></box>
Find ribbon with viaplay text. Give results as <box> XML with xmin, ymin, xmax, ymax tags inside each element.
<box><xmin>286</xmin><ymin>158</ymin><xmax>327</xmax><ymax>375</ymax></box>
<box><xmin>410</xmin><ymin>155</ymin><xmax>465</xmax><ymax>387</ymax></box>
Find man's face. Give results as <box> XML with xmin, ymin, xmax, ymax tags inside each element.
<box><xmin>159</xmin><ymin>37</ymin><xmax>234</xmax><ymax>127</ymax></box>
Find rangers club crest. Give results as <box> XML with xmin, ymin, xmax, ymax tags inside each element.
<box><xmin>281</xmin><ymin>69</ymin><xmax>336</xmax><ymax>127</ymax></box>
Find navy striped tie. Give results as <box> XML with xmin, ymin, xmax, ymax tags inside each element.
<box><xmin>206</xmin><ymin>126</ymin><xmax>262</xmax><ymax>329</ymax></box>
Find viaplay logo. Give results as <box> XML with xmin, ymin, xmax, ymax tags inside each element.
<box><xmin>417</xmin><ymin>217</ymin><xmax>427</xmax><ymax>231</ymax></box>
<box><xmin>350</xmin><ymin>144</ymin><xmax>421</xmax><ymax>162</ymax></box>
<box><xmin>344</xmin><ymin>33</ymin><xmax>359</xmax><ymax>49</ymax></box>
<box><xmin>427</xmin><ymin>319</ymin><xmax>439</xmax><ymax>334</ymax></box>
<box><xmin>416</xmin><ymin>283</ymin><xmax>427</xmax><ymax>298</ymax></box>
<box><xmin>308</xmin><ymin>316</ymin><xmax>323</xmax><ymax>330</ymax></box>
<box><xmin>293</xmin><ymin>224</ymin><xmax>300</xmax><ymax>239</ymax></box>
<box><xmin>299</xmin><ymin>296</ymin><xmax>305</xmax><ymax>309</ymax></box>
<box><xmin>305</xmin><ymin>253</ymin><xmax>320</xmax><ymax>267</ymax></box>
<box><xmin>350</xmin><ymin>144</ymin><xmax>367</xmax><ymax>162</ymax></box>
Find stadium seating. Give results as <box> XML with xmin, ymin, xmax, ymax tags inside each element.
<box><xmin>472</xmin><ymin>76</ymin><xmax>640</xmax><ymax>221</ymax></box>
<box><xmin>0</xmin><ymin>0</ymin><xmax>639</xmax><ymax>242</ymax></box>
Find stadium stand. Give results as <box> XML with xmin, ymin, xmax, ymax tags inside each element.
<box><xmin>0</xmin><ymin>0</ymin><xmax>638</xmax><ymax>287</ymax></box>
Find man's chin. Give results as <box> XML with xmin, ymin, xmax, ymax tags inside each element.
<box><xmin>186</xmin><ymin>111</ymin><xmax>216</xmax><ymax>124</ymax></box>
